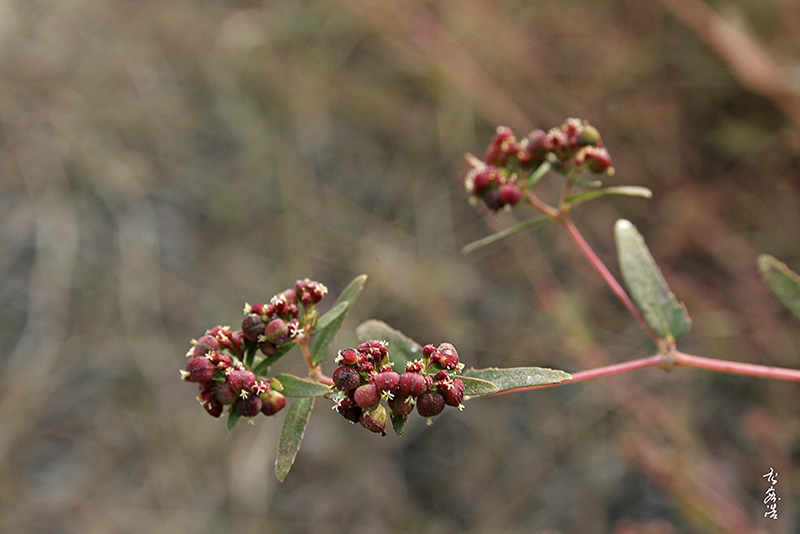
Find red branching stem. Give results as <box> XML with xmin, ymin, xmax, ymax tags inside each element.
<box><xmin>491</xmin><ymin>355</ymin><xmax>664</xmax><ymax>396</ymax></box>
<box><xmin>561</xmin><ymin>216</ymin><xmax>662</xmax><ymax>345</ymax></box>
<box><xmin>297</xmin><ymin>338</ymin><xmax>334</xmax><ymax>386</ymax></box>
<box><xmin>673</xmin><ymin>351</ymin><xmax>800</xmax><ymax>382</ymax></box>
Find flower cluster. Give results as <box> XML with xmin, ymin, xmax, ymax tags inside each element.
<box><xmin>181</xmin><ymin>327</ymin><xmax>287</xmax><ymax>418</ymax></box>
<box><xmin>331</xmin><ymin>340</ymin><xmax>466</xmax><ymax>435</ymax></box>
<box><xmin>465</xmin><ymin>119</ymin><xmax>613</xmax><ymax>212</ymax></box>
<box><xmin>181</xmin><ymin>279</ymin><xmax>329</xmax><ymax>421</ymax></box>
<box><xmin>242</xmin><ymin>278</ymin><xmax>328</xmax><ymax>356</ymax></box>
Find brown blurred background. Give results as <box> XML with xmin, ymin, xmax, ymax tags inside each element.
<box><xmin>1</xmin><ymin>1</ymin><xmax>799</xmax><ymax>533</ymax></box>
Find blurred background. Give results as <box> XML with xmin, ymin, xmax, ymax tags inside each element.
<box><xmin>1</xmin><ymin>0</ymin><xmax>799</xmax><ymax>532</ymax></box>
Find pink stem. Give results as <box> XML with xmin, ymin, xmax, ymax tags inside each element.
<box><xmin>674</xmin><ymin>351</ymin><xmax>800</xmax><ymax>382</ymax></box>
<box><xmin>561</xmin><ymin>217</ymin><xmax>662</xmax><ymax>345</ymax></box>
<box><xmin>491</xmin><ymin>355</ymin><xmax>664</xmax><ymax>396</ymax></box>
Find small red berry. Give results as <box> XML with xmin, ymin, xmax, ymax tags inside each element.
<box><xmin>184</xmin><ymin>356</ymin><xmax>215</xmax><ymax>383</ymax></box>
<box><xmin>215</xmin><ymin>381</ymin><xmax>238</xmax><ymax>405</ymax></box>
<box><xmin>442</xmin><ymin>378</ymin><xmax>465</xmax><ymax>407</ymax></box>
<box><xmin>337</xmin><ymin>348</ymin><xmax>359</xmax><ymax>366</ymax></box>
<box><xmin>264</xmin><ymin>318</ymin><xmax>290</xmax><ymax>345</ymax></box>
<box><xmin>353</xmin><ymin>383</ymin><xmax>380</xmax><ymax>410</ymax></box>
<box><xmin>359</xmin><ymin>405</ymin><xmax>388</xmax><ymax>435</ymax></box>
<box><xmin>398</xmin><ymin>371</ymin><xmax>427</xmax><ymax>397</ymax></box>
<box><xmin>500</xmin><ymin>183</ymin><xmax>522</xmax><ymax>206</ymax></box>
<box><xmin>198</xmin><ymin>389</ymin><xmax>223</xmax><ymax>418</ymax></box>
<box><xmin>482</xmin><ymin>189</ymin><xmax>505</xmax><ymax>212</ymax></box>
<box><xmin>192</xmin><ymin>334</ymin><xmax>220</xmax><ymax>355</ymax></box>
<box><xmin>416</xmin><ymin>390</ymin><xmax>446</xmax><ymax>418</ymax></box>
<box><xmin>236</xmin><ymin>394</ymin><xmax>262</xmax><ymax>417</ymax></box>
<box><xmin>260</xmin><ymin>390</ymin><xmax>287</xmax><ymax>416</ymax></box>
<box><xmin>435</xmin><ymin>342</ymin><xmax>460</xmax><ymax>370</ymax></box>
<box><xmin>373</xmin><ymin>371</ymin><xmax>400</xmax><ymax>393</ymax></box>
<box><xmin>227</xmin><ymin>368</ymin><xmax>256</xmax><ymax>395</ymax></box>
<box><xmin>333</xmin><ymin>365</ymin><xmax>361</xmax><ymax>391</ymax></box>
<box><xmin>586</xmin><ymin>146</ymin><xmax>612</xmax><ymax>174</ymax></box>
<box><xmin>388</xmin><ymin>393</ymin><xmax>414</xmax><ymax>416</ymax></box>
<box><xmin>241</xmin><ymin>313</ymin><xmax>266</xmax><ymax>342</ymax></box>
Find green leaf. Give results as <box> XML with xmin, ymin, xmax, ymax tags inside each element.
<box><xmin>252</xmin><ymin>343</ymin><xmax>296</xmax><ymax>376</ymax></box>
<box><xmin>527</xmin><ymin>160</ymin><xmax>552</xmax><ymax>188</ymax></box>
<box><xmin>242</xmin><ymin>340</ymin><xmax>258</xmax><ymax>368</ymax></box>
<box><xmin>463</xmin><ymin>367</ymin><xmax>571</xmax><ymax>397</ymax></box>
<box><xmin>226</xmin><ymin>406</ymin><xmax>242</xmax><ymax>432</ymax></box>
<box><xmin>566</xmin><ymin>186</ymin><xmax>652</xmax><ymax>207</ymax></box>
<box><xmin>315</xmin><ymin>301</ymin><xmax>349</xmax><ymax>331</ymax></box>
<box><xmin>389</xmin><ymin>410</ymin><xmax>407</xmax><ymax>436</ymax></box>
<box><xmin>273</xmin><ymin>373</ymin><xmax>331</xmax><ymax>397</ymax></box>
<box><xmin>355</xmin><ymin>319</ymin><xmax>424</xmax><ymax>371</ymax></box>
<box><xmin>461</xmin><ymin>216</ymin><xmax>549</xmax><ymax>255</ymax></box>
<box><xmin>275</xmin><ymin>397</ymin><xmax>314</xmax><ymax>482</ymax></box>
<box><xmin>614</xmin><ymin>219</ymin><xmax>692</xmax><ymax>341</ymax></box>
<box><xmin>309</xmin><ymin>275</ymin><xmax>367</xmax><ymax>366</ymax></box>
<box><xmin>758</xmin><ymin>254</ymin><xmax>800</xmax><ymax>322</ymax></box>
<box><xmin>460</xmin><ymin>376</ymin><xmax>499</xmax><ymax>398</ymax></box>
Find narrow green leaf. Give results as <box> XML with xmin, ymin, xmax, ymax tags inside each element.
<box><xmin>310</xmin><ymin>275</ymin><xmax>368</xmax><ymax>366</ymax></box>
<box><xmin>460</xmin><ymin>376</ymin><xmax>499</xmax><ymax>398</ymax></box>
<box><xmin>273</xmin><ymin>373</ymin><xmax>331</xmax><ymax>397</ymax></box>
<box><xmin>226</xmin><ymin>407</ymin><xmax>242</xmax><ymax>432</ymax></box>
<box><xmin>566</xmin><ymin>186</ymin><xmax>652</xmax><ymax>207</ymax></box>
<box><xmin>527</xmin><ymin>160</ymin><xmax>552</xmax><ymax>188</ymax></box>
<box><xmin>355</xmin><ymin>319</ymin><xmax>424</xmax><ymax>371</ymax></box>
<box><xmin>275</xmin><ymin>397</ymin><xmax>314</xmax><ymax>482</ymax></box>
<box><xmin>461</xmin><ymin>216</ymin><xmax>550</xmax><ymax>255</ymax></box>
<box><xmin>389</xmin><ymin>410</ymin><xmax>407</xmax><ymax>436</ymax></box>
<box><xmin>242</xmin><ymin>341</ymin><xmax>258</xmax><ymax>368</ymax></box>
<box><xmin>315</xmin><ymin>301</ymin><xmax>349</xmax><ymax>331</ymax></box>
<box><xmin>463</xmin><ymin>367</ymin><xmax>571</xmax><ymax>397</ymax></box>
<box><xmin>252</xmin><ymin>343</ymin><xmax>296</xmax><ymax>376</ymax></box>
<box><xmin>615</xmin><ymin>219</ymin><xmax>692</xmax><ymax>341</ymax></box>
<box><xmin>758</xmin><ymin>254</ymin><xmax>800</xmax><ymax>322</ymax></box>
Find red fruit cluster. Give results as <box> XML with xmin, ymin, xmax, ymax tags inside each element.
<box><xmin>331</xmin><ymin>340</ymin><xmax>466</xmax><ymax>435</ymax></box>
<box><xmin>182</xmin><ymin>330</ymin><xmax>287</xmax><ymax>419</ymax></box>
<box><xmin>242</xmin><ymin>278</ymin><xmax>328</xmax><ymax>356</ymax></box>
<box><xmin>465</xmin><ymin>119</ymin><xmax>613</xmax><ymax>212</ymax></box>
<box><xmin>180</xmin><ymin>279</ymin><xmax>327</xmax><ymax>422</ymax></box>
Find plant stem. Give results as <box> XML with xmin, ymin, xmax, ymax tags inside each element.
<box><xmin>673</xmin><ymin>351</ymin><xmax>800</xmax><ymax>382</ymax></box>
<box><xmin>491</xmin><ymin>355</ymin><xmax>664</xmax><ymax>395</ymax></box>
<box><xmin>561</xmin><ymin>216</ymin><xmax>663</xmax><ymax>347</ymax></box>
<box><xmin>492</xmin><ymin>350</ymin><xmax>800</xmax><ymax>397</ymax></box>
<box><xmin>297</xmin><ymin>338</ymin><xmax>334</xmax><ymax>386</ymax></box>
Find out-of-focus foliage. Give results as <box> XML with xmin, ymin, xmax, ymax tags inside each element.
<box><xmin>1</xmin><ymin>1</ymin><xmax>798</xmax><ymax>533</ymax></box>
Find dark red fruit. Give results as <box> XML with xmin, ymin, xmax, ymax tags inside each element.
<box><xmin>198</xmin><ymin>388</ymin><xmax>223</xmax><ymax>418</ymax></box>
<box><xmin>353</xmin><ymin>383</ymin><xmax>380</xmax><ymax>410</ymax></box>
<box><xmin>500</xmin><ymin>183</ymin><xmax>522</xmax><ymax>206</ymax></box>
<box><xmin>587</xmin><ymin>146</ymin><xmax>612</xmax><ymax>173</ymax></box>
<box><xmin>184</xmin><ymin>356</ymin><xmax>215</xmax><ymax>383</ymax></box>
<box><xmin>442</xmin><ymin>378</ymin><xmax>465</xmax><ymax>407</ymax></box>
<box><xmin>260</xmin><ymin>390</ymin><xmax>287</xmax><ymax>416</ymax></box>
<box><xmin>241</xmin><ymin>313</ymin><xmax>266</xmax><ymax>342</ymax></box>
<box><xmin>333</xmin><ymin>365</ymin><xmax>361</xmax><ymax>391</ymax></box>
<box><xmin>399</xmin><ymin>372</ymin><xmax>427</xmax><ymax>397</ymax></box>
<box><xmin>359</xmin><ymin>405</ymin><xmax>388</xmax><ymax>435</ymax></box>
<box><xmin>264</xmin><ymin>318</ymin><xmax>290</xmax><ymax>345</ymax></box>
<box><xmin>215</xmin><ymin>381</ymin><xmax>238</xmax><ymax>405</ymax></box>
<box><xmin>236</xmin><ymin>394</ymin><xmax>262</xmax><ymax>417</ymax></box>
<box><xmin>193</xmin><ymin>334</ymin><xmax>220</xmax><ymax>355</ymax></box>
<box><xmin>338</xmin><ymin>348</ymin><xmax>359</xmax><ymax>366</ymax></box>
<box><xmin>227</xmin><ymin>368</ymin><xmax>256</xmax><ymax>395</ymax></box>
<box><xmin>416</xmin><ymin>391</ymin><xmax>446</xmax><ymax>418</ymax></box>
<box><xmin>373</xmin><ymin>371</ymin><xmax>400</xmax><ymax>393</ymax></box>
<box><xmin>388</xmin><ymin>393</ymin><xmax>414</xmax><ymax>416</ymax></box>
